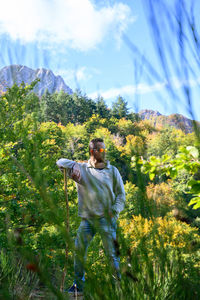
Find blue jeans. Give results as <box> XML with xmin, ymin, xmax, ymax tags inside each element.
<box><xmin>74</xmin><ymin>217</ymin><xmax>120</xmax><ymax>289</ymax></box>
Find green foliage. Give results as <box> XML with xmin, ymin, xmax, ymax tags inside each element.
<box><xmin>140</xmin><ymin>146</ymin><xmax>200</xmax><ymax>210</ymax></box>
<box><xmin>116</xmin><ymin>118</ymin><xmax>136</xmax><ymax>137</ymax></box>
<box><xmin>111</xmin><ymin>96</ymin><xmax>129</xmax><ymax>119</ymax></box>
<box><xmin>85</xmin><ymin>114</ymin><xmax>111</xmax><ymax>134</ymax></box>
<box><xmin>95</xmin><ymin>96</ymin><xmax>111</xmax><ymax>119</ymax></box>
<box><xmin>1</xmin><ymin>82</ymin><xmax>200</xmax><ymax>299</ymax></box>
<box><xmin>118</xmin><ymin>213</ymin><xmax>200</xmax><ymax>300</ymax></box>
<box><xmin>40</xmin><ymin>89</ymin><xmax>97</xmax><ymax>125</ymax></box>
<box><xmin>120</xmin><ymin>214</ymin><xmax>200</xmax><ymax>253</ymax></box>
<box><xmin>121</xmin><ymin>181</ymin><xmax>145</xmax><ymax>218</ymax></box>
<box><xmin>61</xmin><ymin>122</ymin><xmax>89</xmax><ymax>160</ymax></box>
<box><xmin>146</xmin><ymin>127</ymin><xmax>191</xmax><ymax>158</ymax></box>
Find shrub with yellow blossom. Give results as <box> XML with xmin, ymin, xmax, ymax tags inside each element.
<box><xmin>120</xmin><ymin>214</ymin><xmax>200</xmax><ymax>254</ymax></box>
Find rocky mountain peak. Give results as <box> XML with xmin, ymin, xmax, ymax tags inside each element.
<box><xmin>0</xmin><ymin>65</ymin><xmax>73</xmax><ymax>96</ymax></box>
<box><xmin>138</xmin><ymin>109</ymin><xmax>199</xmax><ymax>133</ymax></box>
<box><xmin>139</xmin><ymin>109</ymin><xmax>162</xmax><ymax>120</ymax></box>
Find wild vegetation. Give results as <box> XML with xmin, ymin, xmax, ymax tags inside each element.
<box><xmin>0</xmin><ymin>81</ymin><xmax>199</xmax><ymax>299</ymax></box>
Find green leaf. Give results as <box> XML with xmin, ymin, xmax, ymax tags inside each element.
<box><xmin>186</xmin><ymin>146</ymin><xmax>199</xmax><ymax>159</ymax></box>
<box><xmin>131</xmin><ymin>156</ymin><xmax>136</xmax><ymax>162</ymax></box>
<box><xmin>188</xmin><ymin>196</ymin><xmax>200</xmax><ymax>209</ymax></box>
<box><xmin>149</xmin><ymin>173</ymin><xmax>155</xmax><ymax>180</ymax></box>
<box><xmin>193</xmin><ymin>202</ymin><xmax>200</xmax><ymax>209</ymax></box>
<box><xmin>150</xmin><ymin>156</ymin><xmax>159</xmax><ymax>164</ymax></box>
<box><xmin>150</xmin><ymin>166</ymin><xmax>156</xmax><ymax>173</ymax></box>
<box><xmin>131</xmin><ymin>162</ymin><xmax>136</xmax><ymax>168</ymax></box>
<box><xmin>162</xmin><ymin>154</ymin><xmax>171</xmax><ymax>162</ymax></box>
<box><xmin>169</xmin><ymin>168</ymin><xmax>177</xmax><ymax>178</ymax></box>
<box><xmin>188</xmin><ymin>179</ymin><xmax>200</xmax><ymax>194</ymax></box>
<box><xmin>188</xmin><ymin>197</ymin><xmax>198</xmax><ymax>205</ymax></box>
<box><xmin>189</xmin><ymin>183</ymin><xmax>200</xmax><ymax>194</ymax></box>
<box><xmin>188</xmin><ymin>179</ymin><xmax>197</xmax><ymax>187</ymax></box>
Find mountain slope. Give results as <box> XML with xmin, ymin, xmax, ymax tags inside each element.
<box><xmin>0</xmin><ymin>65</ymin><xmax>72</xmax><ymax>96</ymax></box>
<box><xmin>138</xmin><ymin>109</ymin><xmax>199</xmax><ymax>133</ymax></box>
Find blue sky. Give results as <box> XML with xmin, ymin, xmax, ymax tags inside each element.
<box><xmin>0</xmin><ymin>0</ymin><xmax>200</xmax><ymax>120</ymax></box>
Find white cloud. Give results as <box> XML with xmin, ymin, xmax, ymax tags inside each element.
<box><xmin>0</xmin><ymin>0</ymin><xmax>133</xmax><ymax>51</ymax></box>
<box><xmin>170</xmin><ymin>76</ymin><xmax>200</xmax><ymax>89</ymax></box>
<box><xmin>89</xmin><ymin>81</ymin><xmax>167</xmax><ymax>99</ymax></box>
<box><xmin>88</xmin><ymin>76</ymin><xmax>200</xmax><ymax>100</ymax></box>
<box><xmin>76</xmin><ymin>67</ymin><xmax>91</xmax><ymax>81</ymax></box>
<box><xmin>55</xmin><ymin>66</ymin><xmax>100</xmax><ymax>83</ymax></box>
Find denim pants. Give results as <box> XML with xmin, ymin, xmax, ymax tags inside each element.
<box><xmin>74</xmin><ymin>217</ymin><xmax>120</xmax><ymax>289</ymax></box>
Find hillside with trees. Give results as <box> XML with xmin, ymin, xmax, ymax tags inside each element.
<box><xmin>0</xmin><ymin>82</ymin><xmax>200</xmax><ymax>299</ymax></box>
<box><xmin>139</xmin><ymin>109</ymin><xmax>199</xmax><ymax>133</ymax></box>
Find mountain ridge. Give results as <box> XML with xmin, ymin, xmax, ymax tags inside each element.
<box><xmin>0</xmin><ymin>65</ymin><xmax>73</xmax><ymax>96</ymax></box>
<box><xmin>0</xmin><ymin>65</ymin><xmax>198</xmax><ymax>133</ymax></box>
<box><xmin>138</xmin><ymin>109</ymin><xmax>198</xmax><ymax>133</ymax></box>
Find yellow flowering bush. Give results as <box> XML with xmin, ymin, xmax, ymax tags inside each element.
<box><xmin>120</xmin><ymin>215</ymin><xmax>200</xmax><ymax>253</ymax></box>
<box><xmin>146</xmin><ymin>181</ymin><xmax>176</xmax><ymax>216</ymax></box>
<box><xmin>122</xmin><ymin>134</ymin><xmax>146</xmax><ymax>157</ymax></box>
<box><xmin>117</xmin><ymin>118</ymin><xmax>135</xmax><ymax>136</ymax></box>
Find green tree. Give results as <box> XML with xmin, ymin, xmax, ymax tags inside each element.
<box><xmin>40</xmin><ymin>90</ymin><xmax>74</xmax><ymax>125</ymax></box>
<box><xmin>60</xmin><ymin>122</ymin><xmax>89</xmax><ymax>161</ymax></box>
<box><xmin>140</xmin><ymin>146</ymin><xmax>200</xmax><ymax>209</ymax></box>
<box><xmin>147</xmin><ymin>127</ymin><xmax>189</xmax><ymax>158</ymax></box>
<box><xmin>95</xmin><ymin>96</ymin><xmax>111</xmax><ymax>119</ymax></box>
<box><xmin>117</xmin><ymin>118</ymin><xmax>136</xmax><ymax>138</ymax></box>
<box><xmin>0</xmin><ymin>82</ymin><xmax>78</xmax><ymax>297</ymax></box>
<box><xmin>72</xmin><ymin>90</ymin><xmax>96</xmax><ymax>124</ymax></box>
<box><xmin>111</xmin><ymin>96</ymin><xmax>129</xmax><ymax>119</ymax></box>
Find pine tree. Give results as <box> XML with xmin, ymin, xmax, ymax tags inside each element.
<box><xmin>95</xmin><ymin>96</ymin><xmax>111</xmax><ymax>119</ymax></box>
<box><xmin>111</xmin><ymin>96</ymin><xmax>129</xmax><ymax>119</ymax></box>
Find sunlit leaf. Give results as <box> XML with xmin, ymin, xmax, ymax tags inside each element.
<box><xmin>149</xmin><ymin>173</ymin><xmax>155</xmax><ymax>180</ymax></box>
<box><xmin>186</xmin><ymin>146</ymin><xmax>199</xmax><ymax>159</ymax></box>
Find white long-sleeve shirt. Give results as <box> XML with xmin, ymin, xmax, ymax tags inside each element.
<box><xmin>56</xmin><ymin>158</ymin><xmax>126</xmax><ymax>219</ymax></box>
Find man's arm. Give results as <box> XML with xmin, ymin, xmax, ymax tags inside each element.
<box><xmin>56</xmin><ymin>158</ymin><xmax>81</xmax><ymax>182</ymax></box>
<box><xmin>112</xmin><ymin>167</ymin><xmax>126</xmax><ymax>217</ymax></box>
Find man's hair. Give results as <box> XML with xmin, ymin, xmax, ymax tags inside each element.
<box><xmin>89</xmin><ymin>138</ymin><xmax>104</xmax><ymax>154</ymax></box>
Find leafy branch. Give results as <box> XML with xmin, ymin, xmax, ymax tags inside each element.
<box><xmin>134</xmin><ymin>146</ymin><xmax>200</xmax><ymax>209</ymax></box>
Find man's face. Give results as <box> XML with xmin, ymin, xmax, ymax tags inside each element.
<box><xmin>91</xmin><ymin>142</ymin><xmax>106</xmax><ymax>162</ymax></box>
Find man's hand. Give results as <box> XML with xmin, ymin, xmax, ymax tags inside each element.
<box><xmin>59</xmin><ymin>167</ymin><xmax>64</xmax><ymax>173</ymax></box>
<box><xmin>109</xmin><ymin>211</ymin><xmax>114</xmax><ymax>218</ymax></box>
<box><xmin>71</xmin><ymin>164</ymin><xmax>81</xmax><ymax>182</ymax></box>
<box><xmin>109</xmin><ymin>209</ymin><xmax>117</xmax><ymax>219</ymax></box>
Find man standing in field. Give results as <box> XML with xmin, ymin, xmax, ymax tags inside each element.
<box><xmin>56</xmin><ymin>138</ymin><xmax>125</xmax><ymax>295</ymax></box>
